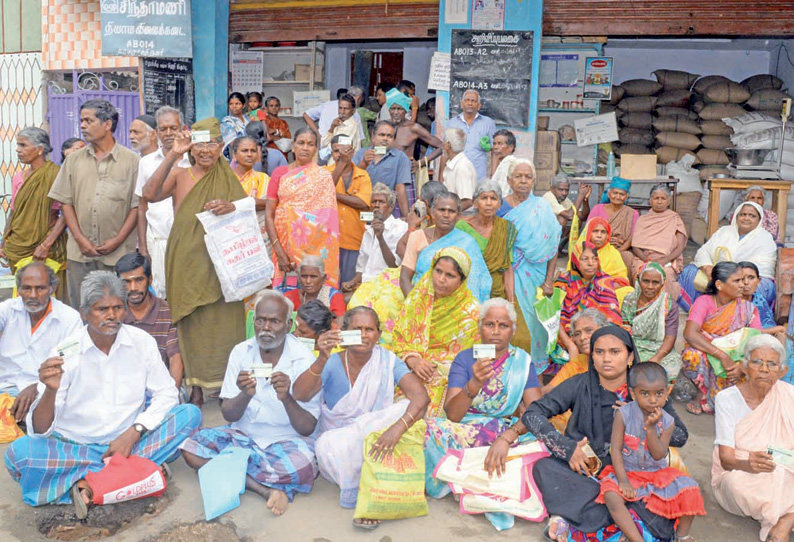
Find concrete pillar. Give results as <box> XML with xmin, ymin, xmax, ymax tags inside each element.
<box><xmin>191</xmin><ymin>0</ymin><xmax>229</xmax><ymax>120</ymax></box>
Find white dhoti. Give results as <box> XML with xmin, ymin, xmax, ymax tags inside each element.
<box><xmin>147</xmin><ymin>228</ymin><xmax>169</xmax><ymax>299</ymax></box>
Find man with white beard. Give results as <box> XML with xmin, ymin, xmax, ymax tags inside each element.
<box><xmin>128</xmin><ymin>114</ymin><xmax>159</xmax><ymax>157</ymax></box>
<box><xmin>0</xmin><ymin>262</ymin><xmax>81</xmax><ymax>423</ymax></box>
<box><xmin>180</xmin><ymin>290</ymin><xmax>322</xmax><ymax>517</ymax></box>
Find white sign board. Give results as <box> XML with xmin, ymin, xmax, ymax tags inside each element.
<box><xmin>293</xmin><ymin>89</ymin><xmax>331</xmax><ymax>117</ymax></box>
<box><xmin>445</xmin><ymin>0</ymin><xmax>468</xmax><ymax>24</ymax></box>
<box><xmin>231</xmin><ymin>51</ymin><xmax>264</xmax><ymax>95</ymax></box>
<box><xmin>574</xmin><ymin>112</ymin><xmax>619</xmax><ymax>147</ymax></box>
<box><xmin>428</xmin><ymin>52</ymin><xmax>451</xmax><ymax>92</ymax></box>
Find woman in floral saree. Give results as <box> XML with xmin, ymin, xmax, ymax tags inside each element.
<box><xmin>391</xmin><ymin>247</ymin><xmax>480</xmax><ymax>418</ymax></box>
<box><xmin>682</xmin><ymin>262</ymin><xmax>762</xmax><ymax>415</ymax></box>
<box><xmin>621</xmin><ymin>262</ymin><xmax>682</xmax><ymax>382</ymax></box>
<box><xmin>265</xmin><ymin>127</ymin><xmax>340</xmax><ymax>287</ymax></box>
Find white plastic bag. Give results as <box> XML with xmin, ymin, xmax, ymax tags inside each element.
<box><xmin>665</xmin><ymin>154</ymin><xmax>701</xmax><ymax>193</ymax></box>
<box><xmin>196</xmin><ymin>197</ymin><xmax>274</xmax><ymax>302</ymax></box>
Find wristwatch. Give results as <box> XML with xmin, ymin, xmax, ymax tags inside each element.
<box><xmin>133</xmin><ymin>423</ymin><xmax>147</xmax><ymax>435</ymax></box>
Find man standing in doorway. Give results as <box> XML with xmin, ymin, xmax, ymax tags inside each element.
<box><xmin>136</xmin><ymin>106</ymin><xmax>190</xmax><ymax>298</ymax></box>
<box><xmin>48</xmin><ymin>99</ymin><xmax>140</xmax><ymax>309</ymax></box>
<box><xmin>447</xmin><ymin>90</ymin><xmax>496</xmax><ymax>181</ymax></box>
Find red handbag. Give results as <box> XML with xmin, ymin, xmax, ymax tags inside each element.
<box><xmin>85</xmin><ymin>454</ymin><xmax>167</xmax><ymax>505</ymax></box>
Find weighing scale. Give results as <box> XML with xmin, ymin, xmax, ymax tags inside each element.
<box><xmin>728</xmin><ymin>98</ymin><xmax>792</xmax><ymax>180</ymax></box>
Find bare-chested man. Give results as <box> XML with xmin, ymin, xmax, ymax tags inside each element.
<box><xmin>385</xmin><ymin>88</ymin><xmax>444</xmax><ymax>173</ymax></box>
<box><xmin>142</xmin><ymin>117</ymin><xmax>247</xmax><ymax>407</ymax></box>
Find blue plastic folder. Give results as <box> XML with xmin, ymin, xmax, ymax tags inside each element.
<box><xmin>198</xmin><ymin>447</ymin><xmax>251</xmax><ymax>521</ymax></box>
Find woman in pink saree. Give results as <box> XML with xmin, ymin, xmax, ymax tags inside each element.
<box><xmin>713</xmin><ymin>335</ymin><xmax>794</xmax><ymax>542</ymax></box>
<box><xmin>265</xmin><ymin>127</ymin><xmax>340</xmax><ymax>287</ymax></box>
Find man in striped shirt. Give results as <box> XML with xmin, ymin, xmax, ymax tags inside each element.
<box><xmin>114</xmin><ymin>251</ymin><xmax>183</xmax><ymax>389</ymax></box>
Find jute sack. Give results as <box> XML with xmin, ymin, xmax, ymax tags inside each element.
<box><xmin>700</xmin><ymin>120</ymin><xmax>734</xmax><ymax>136</ymax></box>
<box><xmin>741</xmin><ymin>74</ymin><xmax>784</xmax><ymax>94</ymax></box>
<box><xmin>600</xmin><ymin>103</ymin><xmax>617</xmax><ymax>114</ymax></box>
<box><xmin>620</xmin><ymin>129</ymin><xmax>655</xmax><ymax>146</ymax></box>
<box><xmin>609</xmin><ymin>85</ymin><xmax>626</xmax><ymax>105</ymax></box>
<box><xmin>656</xmin><ymin>90</ymin><xmax>692</xmax><ymax>108</ymax></box>
<box><xmin>617</xmin><ymin>96</ymin><xmax>658</xmax><ymax>112</ymax></box>
<box><xmin>700</xmin><ymin>135</ymin><xmax>733</xmax><ymax>150</ymax></box>
<box><xmin>697</xmin><ymin>148</ymin><xmax>730</xmax><ymax>166</ymax></box>
<box><xmin>619</xmin><ymin>113</ymin><xmax>654</xmax><ymax>129</ymax></box>
<box><xmin>620</xmin><ymin>79</ymin><xmax>662</xmax><ymax>97</ymax></box>
<box><xmin>676</xmin><ymin>191</ymin><xmax>703</xmax><ymax>238</ymax></box>
<box><xmin>703</xmin><ymin>81</ymin><xmax>750</xmax><ymax>104</ymax></box>
<box><xmin>746</xmin><ymin>89</ymin><xmax>792</xmax><ymax>111</ymax></box>
<box><xmin>698</xmin><ymin>165</ymin><xmax>730</xmax><ymax>181</ymax></box>
<box><xmin>653</xmin><ymin>69</ymin><xmax>700</xmax><ymax>91</ymax></box>
<box><xmin>653</xmin><ymin>116</ymin><xmax>701</xmax><ymax>135</ymax></box>
<box><xmin>656</xmin><ymin>146</ymin><xmax>699</xmax><ymax>164</ymax></box>
<box><xmin>698</xmin><ymin>103</ymin><xmax>746</xmax><ymax>121</ymax></box>
<box><xmin>655</xmin><ymin>132</ymin><xmax>701</xmax><ymax>151</ymax></box>
<box><xmin>656</xmin><ymin>107</ymin><xmax>699</xmax><ymax>120</ymax></box>
<box><xmin>691</xmin><ymin>99</ymin><xmax>707</xmax><ymax>113</ymax></box>
<box><xmin>692</xmin><ymin>75</ymin><xmax>732</xmax><ymax>95</ymax></box>
<box><xmin>613</xmin><ymin>143</ymin><xmax>652</xmax><ymax>156</ymax></box>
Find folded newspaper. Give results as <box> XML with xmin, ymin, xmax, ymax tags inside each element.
<box><xmin>196</xmin><ymin>197</ymin><xmax>274</xmax><ymax>302</ymax></box>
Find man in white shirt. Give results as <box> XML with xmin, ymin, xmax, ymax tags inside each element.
<box><xmin>320</xmin><ymin>94</ymin><xmax>363</xmax><ymax>166</ymax></box>
<box><xmin>441</xmin><ymin>128</ymin><xmax>477</xmax><ymax>211</ymax></box>
<box><xmin>0</xmin><ymin>262</ymin><xmax>82</xmax><ymax>423</ymax></box>
<box><xmin>136</xmin><ymin>106</ymin><xmax>191</xmax><ymax>298</ymax></box>
<box><xmin>180</xmin><ymin>290</ymin><xmax>321</xmax><ymax>517</ymax></box>
<box><xmin>6</xmin><ymin>271</ymin><xmax>200</xmax><ymax>513</ymax></box>
<box><xmin>341</xmin><ymin>184</ymin><xmax>408</xmax><ymax>298</ymax></box>
<box><xmin>303</xmin><ymin>95</ymin><xmax>366</xmax><ymax>144</ymax></box>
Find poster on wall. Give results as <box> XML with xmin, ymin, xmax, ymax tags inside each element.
<box><xmin>445</xmin><ymin>0</ymin><xmax>468</xmax><ymax>24</ymax></box>
<box><xmin>471</xmin><ymin>0</ymin><xmax>505</xmax><ymax>31</ymax></box>
<box><xmin>574</xmin><ymin>112</ymin><xmax>618</xmax><ymax>146</ymax></box>
<box><xmin>539</xmin><ymin>54</ymin><xmax>580</xmax><ymax>88</ymax></box>
<box><xmin>142</xmin><ymin>57</ymin><xmax>195</xmax><ymax>125</ymax></box>
<box><xmin>428</xmin><ymin>52</ymin><xmax>451</xmax><ymax>92</ymax></box>
<box><xmin>101</xmin><ymin>0</ymin><xmax>193</xmax><ymax>58</ymax></box>
<box><xmin>583</xmin><ymin>57</ymin><xmax>613</xmax><ymax>100</ymax></box>
<box><xmin>231</xmin><ymin>52</ymin><xmax>264</xmax><ymax>95</ymax></box>
<box><xmin>450</xmin><ymin>30</ymin><xmax>533</xmax><ymax>127</ymax></box>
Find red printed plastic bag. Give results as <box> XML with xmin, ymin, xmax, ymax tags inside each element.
<box><xmin>85</xmin><ymin>454</ymin><xmax>167</xmax><ymax>505</ymax></box>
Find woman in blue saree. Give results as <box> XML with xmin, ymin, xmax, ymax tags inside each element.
<box><xmin>504</xmin><ymin>159</ymin><xmax>562</xmax><ymax>371</ymax></box>
<box><xmin>424</xmin><ymin>298</ymin><xmax>542</xmax><ymax>498</ymax></box>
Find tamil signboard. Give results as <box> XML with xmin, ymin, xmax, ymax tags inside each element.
<box><xmin>100</xmin><ymin>0</ymin><xmax>193</xmax><ymax>58</ymax></box>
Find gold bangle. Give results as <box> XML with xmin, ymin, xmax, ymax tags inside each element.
<box><xmin>404</xmin><ymin>411</ymin><xmax>416</xmax><ymax>423</ymax></box>
<box><xmin>400</xmin><ymin>416</ymin><xmax>410</xmax><ymax>431</ymax></box>
<box><xmin>308</xmin><ymin>365</ymin><xmax>322</xmax><ymax>377</ymax></box>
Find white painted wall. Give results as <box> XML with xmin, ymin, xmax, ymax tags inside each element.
<box><xmin>605</xmin><ymin>44</ymin><xmax>772</xmax><ymax>85</ymax></box>
<box><xmin>324</xmin><ymin>40</ymin><xmax>436</xmax><ymax>100</ymax></box>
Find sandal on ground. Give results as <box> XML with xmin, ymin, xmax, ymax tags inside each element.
<box><xmin>70</xmin><ymin>483</ymin><xmax>89</xmax><ymax>520</ymax></box>
<box><xmin>766</xmin><ymin>537</ymin><xmax>784</xmax><ymax>542</ymax></box>
<box><xmin>675</xmin><ymin>535</ymin><xmax>697</xmax><ymax>542</ymax></box>
<box><xmin>543</xmin><ymin>515</ymin><xmax>569</xmax><ymax>541</ymax></box>
<box><xmin>352</xmin><ymin>518</ymin><xmax>380</xmax><ymax>531</ymax></box>
<box><xmin>686</xmin><ymin>401</ymin><xmax>703</xmax><ymax>415</ymax></box>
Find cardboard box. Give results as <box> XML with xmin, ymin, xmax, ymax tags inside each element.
<box><xmin>534</xmin><ymin>150</ymin><xmax>560</xmax><ymax>172</ymax></box>
<box><xmin>295</xmin><ymin>64</ymin><xmax>323</xmax><ymax>82</ymax></box>
<box><xmin>621</xmin><ymin>154</ymin><xmax>657</xmax><ymax>180</ymax></box>
<box><xmin>536</xmin><ymin>130</ymin><xmax>560</xmax><ymax>152</ymax></box>
<box><xmin>535</xmin><ymin>170</ymin><xmax>555</xmax><ymax>192</ymax></box>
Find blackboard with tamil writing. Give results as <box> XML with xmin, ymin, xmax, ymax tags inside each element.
<box><xmin>450</xmin><ymin>30</ymin><xmax>533</xmax><ymax>128</ymax></box>
<box><xmin>142</xmin><ymin>57</ymin><xmax>195</xmax><ymax>125</ymax></box>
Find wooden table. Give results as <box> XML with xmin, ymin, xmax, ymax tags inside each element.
<box><xmin>705</xmin><ymin>178</ymin><xmax>792</xmax><ymax>240</ymax></box>
<box><xmin>571</xmin><ymin>176</ymin><xmax>679</xmax><ymax>211</ymax></box>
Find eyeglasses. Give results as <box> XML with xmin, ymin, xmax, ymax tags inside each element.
<box><xmin>193</xmin><ymin>142</ymin><xmax>221</xmax><ymax>150</ymax></box>
<box><xmin>748</xmin><ymin>359</ymin><xmax>781</xmax><ymax>369</ymax></box>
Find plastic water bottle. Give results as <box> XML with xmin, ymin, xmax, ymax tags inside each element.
<box><xmin>606</xmin><ymin>151</ymin><xmax>616</xmax><ymax>180</ymax></box>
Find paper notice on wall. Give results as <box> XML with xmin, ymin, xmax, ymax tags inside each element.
<box><xmin>428</xmin><ymin>52</ymin><xmax>451</xmax><ymax>92</ymax></box>
<box><xmin>574</xmin><ymin>112</ymin><xmax>619</xmax><ymax>146</ymax></box>
<box><xmin>471</xmin><ymin>0</ymin><xmax>505</xmax><ymax>31</ymax></box>
<box><xmin>231</xmin><ymin>51</ymin><xmax>264</xmax><ymax>95</ymax></box>
<box><xmin>293</xmin><ymin>89</ymin><xmax>331</xmax><ymax>117</ymax></box>
<box><xmin>445</xmin><ymin>0</ymin><xmax>468</xmax><ymax>24</ymax></box>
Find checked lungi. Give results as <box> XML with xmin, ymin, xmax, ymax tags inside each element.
<box><xmin>5</xmin><ymin>404</ymin><xmax>201</xmax><ymax>506</ymax></box>
<box><xmin>179</xmin><ymin>426</ymin><xmax>318</xmax><ymax>500</ymax></box>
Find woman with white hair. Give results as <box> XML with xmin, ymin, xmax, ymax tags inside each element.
<box><xmin>1</xmin><ymin>127</ymin><xmax>67</xmax><ymax>296</ymax></box>
<box><xmin>503</xmin><ymin>159</ymin><xmax>562</xmax><ymax>372</ymax></box>
<box><xmin>712</xmin><ymin>334</ymin><xmax>794</xmax><ymax>542</ymax></box>
<box><xmin>284</xmin><ymin>255</ymin><xmax>345</xmax><ymax>317</ymax></box>
<box><xmin>424</xmin><ymin>298</ymin><xmax>541</xmax><ymax>502</ymax></box>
